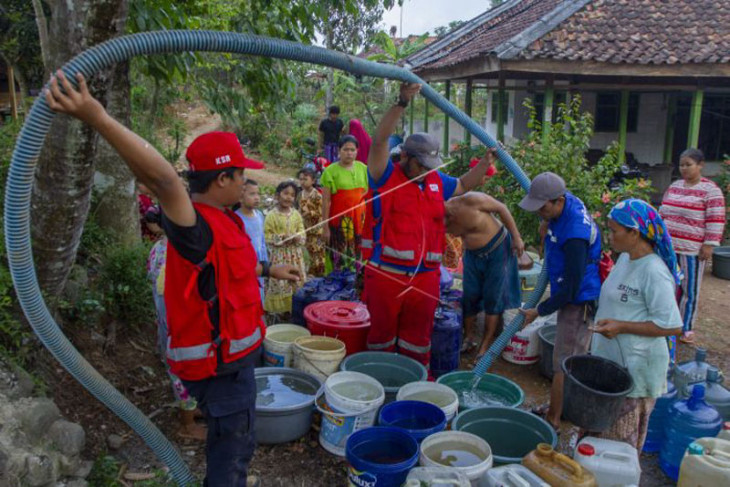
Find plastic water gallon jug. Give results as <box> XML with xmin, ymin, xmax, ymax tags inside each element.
<box><xmin>573</xmin><ymin>437</ymin><xmax>640</xmax><ymax>487</ymax></box>
<box><xmin>522</xmin><ymin>443</ymin><xmax>597</xmax><ymax>487</ymax></box>
<box><xmin>440</xmin><ymin>265</ymin><xmax>454</xmax><ymax>292</ymax></box>
<box><xmin>719</xmin><ymin>422</ymin><xmax>730</xmax><ymax>441</ymax></box>
<box><xmin>678</xmin><ymin>348</ymin><xmax>712</xmax><ymax>384</ymax></box>
<box><xmin>704</xmin><ymin>367</ymin><xmax>730</xmax><ymax>421</ymax></box>
<box><xmin>404</xmin><ymin>466</ymin><xmax>471</xmax><ymax>486</ymax></box>
<box><xmin>483</xmin><ymin>464</ymin><xmax>549</xmax><ymax>487</ymax></box>
<box><xmin>643</xmin><ymin>380</ymin><xmax>678</xmax><ymax>453</ymax></box>
<box><xmin>677</xmin><ymin>438</ymin><xmax>730</xmax><ymax>486</ymax></box>
<box><xmin>430</xmin><ymin>306</ymin><xmax>462</xmax><ymax>378</ymax></box>
<box><xmin>660</xmin><ymin>384</ymin><xmax>724</xmax><ymax>480</ymax></box>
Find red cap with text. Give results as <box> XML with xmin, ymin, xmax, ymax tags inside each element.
<box><xmin>186</xmin><ymin>132</ymin><xmax>265</xmax><ymax>172</ymax></box>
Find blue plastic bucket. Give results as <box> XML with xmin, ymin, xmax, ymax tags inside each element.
<box><xmin>377</xmin><ymin>400</ymin><xmax>446</xmax><ymax>443</ymax></box>
<box><xmin>346</xmin><ymin>426</ymin><xmax>419</xmax><ymax>487</ymax></box>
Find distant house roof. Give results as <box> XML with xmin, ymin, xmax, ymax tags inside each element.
<box><xmin>410</xmin><ymin>0</ymin><xmax>730</xmax><ymax>79</ymax></box>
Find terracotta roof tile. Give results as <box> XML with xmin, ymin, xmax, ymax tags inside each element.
<box><xmin>413</xmin><ymin>0</ymin><xmax>730</xmax><ymax>72</ymax></box>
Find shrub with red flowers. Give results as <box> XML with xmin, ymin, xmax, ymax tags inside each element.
<box><xmin>444</xmin><ymin>95</ymin><xmax>653</xmax><ymax>250</ymax></box>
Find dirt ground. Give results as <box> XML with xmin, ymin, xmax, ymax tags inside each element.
<box><xmin>46</xmin><ymin>262</ymin><xmax>728</xmax><ymax>486</ymax></box>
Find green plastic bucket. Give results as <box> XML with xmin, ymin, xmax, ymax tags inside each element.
<box><xmin>436</xmin><ymin>371</ymin><xmax>524</xmax><ymax>411</ymax></box>
<box><xmin>452</xmin><ymin>406</ymin><xmax>557</xmax><ymax>465</ymax></box>
<box><xmin>340</xmin><ymin>352</ymin><xmax>427</xmax><ymax>403</ymax></box>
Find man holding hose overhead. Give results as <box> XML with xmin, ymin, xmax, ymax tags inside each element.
<box><xmin>362</xmin><ymin>82</ymin><xmax>493</xmax><ymax>373</ymax></box>
<box><xmin>45</xmin><ymin>70</ymin><xmax>300</xmax><ymax>487</ymax></box>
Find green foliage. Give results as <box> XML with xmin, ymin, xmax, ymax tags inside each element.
<box><xmin>0</xmin><ymin>120</ymin><xmax>34</xmax><ymax>365</ymax></box>
<box><xmin>712</xmin><ymin>156</ymin><xmax>730</xmax><ymax>242</ymax></box>
<box><xmin>88</xmin><ymin>455</ymin><xmax>187</xmax><ymax>487</ymax></box>
<box><xmin>0</xmin><ymin>0</ymin><xmax>45</xmax><ymax>89</ymax></box>
<box><xmin>446</xmin><ymin>96</ymin><xmax>653</xmax><ymax>249</ymax></box>
<box><xmin>98</xmin><ymin>243</ymin><xmax>153</xmax><ymax>328</ymax></box>
<box><xmin>368</xmin><ymin>32</ymin><xmax>429</xmax><ymax>64</ymax></box>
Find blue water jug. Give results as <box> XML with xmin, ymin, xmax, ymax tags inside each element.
<box><xmin>704</xmin><ymin>367</ymin><xmax>730</xmax><ymax>421</ymax></box>
<box><xmin>643</xmin><ymin>380</ymin><xmax>677</xmax><ymax>453</ymax></box>
<box><xmin>659</xmin><ymin>384</ymin><xmax>723</xmax><ymax>480</ymax></box>
<box><xmin>442</xmin><ymin>289</ymin><xmax>463</xmax><ymax>311</ymax></box>
<box><xmin>291</xmin><ymin>283</ymin><xmax>319</xmax><ymax>326</ymax></box>
<box><xmin>439</xmin><ymin>266</ymin><xmax>453</xmax><ymax>292</ymax></box>
<box><xmin>430</xmin><ymin>306</ymin><xmax>462</xmax><ymax>378</ymax></box>
<box><xmin>678</xmin><ymin>348</ymin><xmax>712</xmax><ymax>384</ymax></box>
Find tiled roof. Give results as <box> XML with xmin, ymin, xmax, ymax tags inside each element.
<box><xmin>520</xmin><ymin>0</ymin><xmax>730</xmax><ymax>64</ymax></box>
<box><xmin>411</xmin><ymin>0</ymin><xmax>730</xmax><ymax>72</ymax></box>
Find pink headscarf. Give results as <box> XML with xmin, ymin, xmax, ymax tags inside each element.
<box><xmin>348</xmin><ymin>118</ymin><xmax>372</xmax><ymax>164</ymax></box>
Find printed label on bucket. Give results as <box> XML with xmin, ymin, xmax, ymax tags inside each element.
<box><xmin>263</xmin><ymin>350</ymin><xmax>285</xmax><ymax>367</ymax></box>
<box><xmin>348</xmin><ymin>467</ymin><xmax>377</xmax><ymax>487</ymax></box>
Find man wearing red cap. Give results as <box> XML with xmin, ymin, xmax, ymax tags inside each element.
<box><xmin>45</xmin><ymin>71</ymin><xmax>300</xmax><ymax>487</ymax></box>
<box><xmin>362</xmin><ymin>83</ymin><xmax>492</xmax><ymax>371</ymax></box>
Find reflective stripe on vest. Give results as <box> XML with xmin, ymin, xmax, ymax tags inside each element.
<box><xmin>367</xmin><ymin>337</ymin><xmax>396</xmax><ymax>350</ymax></box>
<box><xmin>398</xmin><ymin>338</ymin><xmax>430</xmax><ymax>354</ymax></box>
<box><xmin>426</xmin><ymin>252</ymin><xmax>443</xmax><ymax>263</ymax></box>
<box><xmin>167</xmin><ymin>327</ymin><xmax>262</xmax><ymax>362</ymax></box>
<box><xmin>382</xmin><ymin>246</ymin><xmax>415</xmax><ymax>261</ymax></box>
<box><xmin>229</xmin><ymin>327</ymin><xmax>262</xmax><ymax>355</ymax></box>
<box><xmin>167</xmin><ymin>340</ymin><xmax>212</xmax><ymax>362</ymax></box>
<box><xmin>361</xmin><ymin>239</ymin><xmax>373</xmax><ymax>249</ymax></box>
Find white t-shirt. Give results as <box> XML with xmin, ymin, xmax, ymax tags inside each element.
<box><xmin>592</xmin><ymin>253</ymin><xmax>682</xmax><ymax>398</ymax></box>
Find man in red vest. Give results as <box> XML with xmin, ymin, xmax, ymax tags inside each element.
<box><xmin>362</xmin><ymin>83</ymin><xmax>492</xmax><ymax>371</ymax></box>
<box><xmin>45</xmin><ymin>71</ymin><xmax>300</xmax><ymax>487</ymax></box>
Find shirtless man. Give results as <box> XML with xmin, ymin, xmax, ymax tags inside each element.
<box><xmin>445</xmin><ymin>149</ymin><xmax>525</xmax><ymax>364</ymax></box>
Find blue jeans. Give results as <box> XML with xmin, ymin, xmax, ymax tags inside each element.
<box><xmin>183</xmin><ymin>365</ymin><xmax>257</xmax><ymax>487</ymax></box>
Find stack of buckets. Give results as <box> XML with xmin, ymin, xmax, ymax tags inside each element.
<box><xmin>316</xmin><ymin>371</ymin><xmax>385</xmax><ymax>456</ymax></box>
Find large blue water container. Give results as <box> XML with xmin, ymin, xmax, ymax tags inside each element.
<box><xmin>442</xmin><ymin>289</ymin><xmax>463</xmax><ymax>311</ymax></box>
<box><xmin>430</xmin><ymin>306</ymin><xmax>462</xmax><ymax>378</ymax></box>
<box><xmin>659</xmin><ymin>384</ymin><xmax>723</xmax><ymax>480</ymax></box>
<box><xmin>677</xmin><ymin>348</ymin><xmax>712</xmax><ymax>384</ymax></box>
<box><xmin>643</xmin><ymin>380</ymin><xmax>677</xmax><ymax>453</ymax></box>
<box><xmin>704</xmin><ymin>367</ymin><xmax>730</xmax><ymax>421</ymax></box>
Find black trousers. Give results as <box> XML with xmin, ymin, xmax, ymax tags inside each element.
<box><xmin>183</xmin><ymin>365</ymin><xmax>256</xmax><ymax>487</ymax></box>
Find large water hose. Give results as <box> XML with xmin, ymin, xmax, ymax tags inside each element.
<box><xmin>4</xmin><ymin>30</ymin><xmax>547</xmax><ymax>484</ymax></box>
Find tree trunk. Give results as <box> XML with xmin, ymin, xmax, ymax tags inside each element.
<box><xmin>93</xmin><ymin>60</ymin><xmax>139</xmax><ymax>247</ymax></box>
<box><xmin>31</xmin><ymin>0</ymin><xmax>129</xmax><ymax>298</ymax></box>
<box><xmin>31</xmin><ymin>0</ymin><xmax>51</xmax><ymax>77</ymax></box>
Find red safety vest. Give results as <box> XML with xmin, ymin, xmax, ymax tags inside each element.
<box><xmin>165</xmin><ymin>202</ymin><xmax>264</xmax><ymax>381</ymax></box>
<box><xmin>361</xmin><ymin>164</ymin><xmax>445</xmax><ymax>268</ymax></box>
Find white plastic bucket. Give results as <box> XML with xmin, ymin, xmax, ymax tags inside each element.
<box><xmin>263</xmin><ymin>324</ymin><xmax>311</xmax><ymax>367</ymax></box>
<box><xmin>397</xmin><ymin>381</ymin><xmax>460</xmax><ymax>424</ymax></box>
<box><xmin>292</xmin><ymin>336</ymin><xmax>346</xmax><ymax>382</ymax></box>
<box><xmin>420</xmin><ymin>431</ymin><xmax>493</xmax><ymax>486</ymax></box>
<box><xmin>501</xmin><ymin>311</ymin><xmax>556</xmax><ymax>365</ymax></box>
<box><xmin>324</xmin><ymin>371</ymin><xmax>385</xmax><ymax>413</ymax></box>
<box><xmin>315</xmin><ymin>389</ymin><xmax>383</xmax><ymax>457</ymax></box>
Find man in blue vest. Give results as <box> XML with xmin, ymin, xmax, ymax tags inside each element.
<box><xmin>519</xmin><ymin>172</ymin><xmax>601</xmax><ymax>431</ymax></box>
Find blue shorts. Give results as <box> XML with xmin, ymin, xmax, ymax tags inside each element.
<box><xmin>462</xmin><ymin>227</ymin><xmax>521</xmax><ymax>317</ymax></box>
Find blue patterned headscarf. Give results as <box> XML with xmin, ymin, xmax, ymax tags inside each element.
<box><xmin>609</xmin><ymin>198</ymin><xmax>682</xmax><ymax>286</ymax></box>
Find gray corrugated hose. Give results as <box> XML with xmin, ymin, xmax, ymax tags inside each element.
<box><xmin>4</xmin><ymin>30</ymin><xmax>547</xmax><ymax>485</ymax></box>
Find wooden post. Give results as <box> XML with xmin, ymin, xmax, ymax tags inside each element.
<box><xmin>687</xmin><ymin>89</ymin><xmax>704</xmax><ymax>148</ymax></box>
<box><xmin>443</xmin><ymin>81</ymin><xmax>451</xmax><ymax>155</ymax></box>
<box><xmin>542</xmin><ymin>80</ymin><xmax>554</xmax><ymax>143</ymax></box>
<box><xmin>9</xmin><ymin>65</ymin><xmax>18</xmax><ymax>121</ymax></box>
<box><xmin>663</xmin><ymin>94</ymin><xmax>677</xmax><ymax>165</ymax></box>
<box><xmin>464</xmin><ymin>79</ymin><xmax>473</xmax><ymax>146</ymax></box>
<box><xmin>424</xmin><ymin>95</ymin><xmax>429</xmax><ymax>132</ymax></box>
<box><xmin>497</xmin><ymin>76</ymin><xmax>506</xmax><ymax>143</ymax></box>
<box><xmin>409</xmin><ymin>98</ymin><xmax>414</xmax><ymax>134</ymax></box>
<box><xmin>618</xmin><ymin>90</ymin><xmax>630</xmax><ymax>165</ymax></box>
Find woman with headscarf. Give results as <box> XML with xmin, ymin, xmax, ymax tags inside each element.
<box><xmin>348</xmin><ymin>118</ymin><xmax>372</xmax><ymax>165</ymax></box>
<box><xmin>589</xmin><ymin>199</ymin><xmax>683</xmax><ymax>450</ymax></box>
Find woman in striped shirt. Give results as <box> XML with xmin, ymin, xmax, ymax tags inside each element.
<box><xmin>659</xmin><ymin>149</ymin><xmax>726</xmax><ymax>345</ymax></box>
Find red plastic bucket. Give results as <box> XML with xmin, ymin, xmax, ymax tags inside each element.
<box><xmin>305</xmin><ymin>301</ymin><xmax>370</xmax><ymax>355</ymax></box>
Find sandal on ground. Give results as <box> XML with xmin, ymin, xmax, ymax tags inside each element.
<box><xmin>679</xmin><ymin>332</ymin><xmax>695</xmax><ymax>344</ymax></box>
<box><xmin>460</xmin><ymin>339</ymin><xmax>478</xmax><ymax>354</ymax></box>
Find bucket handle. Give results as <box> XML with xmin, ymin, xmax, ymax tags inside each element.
<box><xmin>588</xmin><ymin>326</ymin><xmax>628</xmax><ymax>369</ymax></box>
<box><xmin>296</xmin><ymin>345</ymin><xmax>342</xmax><ymax>379</ymax></box>
<box><xmin>554</xmin><ymin>452</ymin><xmax>584</xmax><ymax>478</ymax></box>
<box><xmin>314</xmin><ymin>388</ymin><xmax>380</xmax><ymax>419</ymax></box>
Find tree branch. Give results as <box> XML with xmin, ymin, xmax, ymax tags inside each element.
<box><xmin>31</xmin><ymin>0</ymin><xmax>51</xmax><ymax>73</ymax></box>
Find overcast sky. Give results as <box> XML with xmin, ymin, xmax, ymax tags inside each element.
<box><xmin>381</xmin><ymin>0</ymin><xmax>492</xmax><ymax>37</ymax></box>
